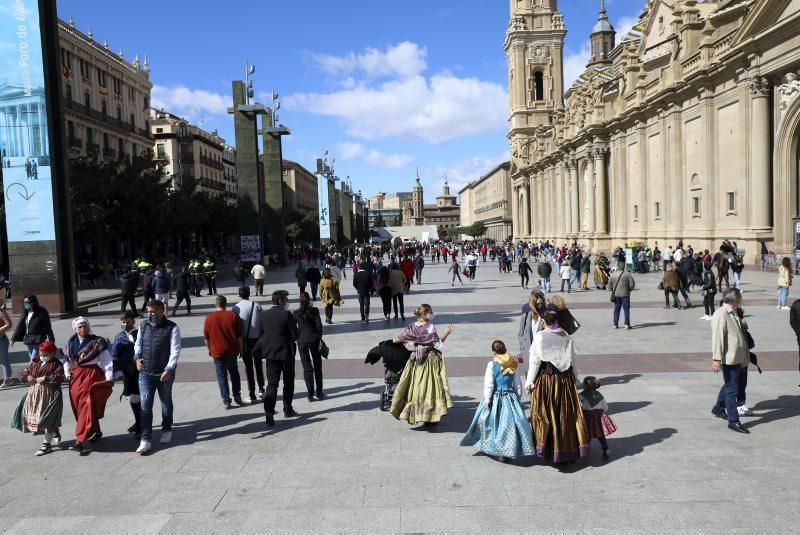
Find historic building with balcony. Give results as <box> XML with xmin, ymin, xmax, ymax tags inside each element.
<box><xmin>58</xmin><ymin>18</ymin><xmax>152</xmax><ymax>162</ymax></box>
<box><xmin>149</xmin><ymin>109</ymin><xmax>231</xmax><ymax>199</ymax></box>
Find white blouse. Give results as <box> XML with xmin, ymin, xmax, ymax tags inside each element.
<box><xmin>483</xmin><ymin>361</ymin><xmax>523</xmax><ymax>400</ymax></box>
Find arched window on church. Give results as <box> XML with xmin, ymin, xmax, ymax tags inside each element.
<box><xmin>533</xmin><ymin>71</ymin><xmax>544</xmax><ymax>101</ymax></box>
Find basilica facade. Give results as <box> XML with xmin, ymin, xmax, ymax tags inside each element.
<box><xmin>506</xmin><ymin>0</ymin><xmax>800</xmax><ymax>258</ymax></box>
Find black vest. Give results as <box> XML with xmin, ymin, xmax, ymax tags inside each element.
<box><xmin>139</xmin><ymin>318</ymin><xmax>177</xmax><ymax>374</ymax></box>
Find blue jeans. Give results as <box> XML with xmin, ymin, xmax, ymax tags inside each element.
<box><xmin>540</xmin><ymin>278</ymin><xmax>550</xmax><ymax>292</ymax></box>
<box><xmin>139</xmin><ymin>372</ymin><xmax>174</xmax><ymax>442</ymax></box>
<box><xmin>714</xmin><ymin>364</ymin><xmax>745</xmax><ymax>423</ymax></box>
<box><xmin>732</xmin><ymin>271</ymin><xmax>741</xmax><ymax>290</ymax></box>
<box><xmin>571</xmin><ymin>269</ymin><xmax>580</xmax><ymax>286</ymax></box>
<box><xmin>0</xmin><ymin>336</ymin><xmax>9</xmax><ymax>379</ymax></box>
<box><xmin>778</xmin><ymin>286</ymin><xmax>789</xmax><ymax>307</ymax></box>
<box><xmin>213</xmin><ymin>356</ymin><xmax>241</xmax><ymax>404</ymax></box>
<box><xmin>679</xmin><ymin>288</ymin><xmax>692</xmax><ymax>306</ymax></box>
<box><xmin>613</xmin><ymin>296</ymin><xmax>631</xmax><ymax>327</ymax></box>
<box><xmin>26</xmin><ymin>344</ymin><xmax>39</xmax><ymax>361</ymax></box>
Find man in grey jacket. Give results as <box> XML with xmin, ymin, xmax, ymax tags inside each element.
<box><xmin>710</xmin><ymin>289</ymin><xmax>750</xmax><ymax>433</ymax></box>
<box><xmin>609</xmin><ymin>263</ymin><xmax>635</xmax><ymax>329</ymax></box>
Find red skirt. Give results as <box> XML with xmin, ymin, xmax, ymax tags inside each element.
<box><xmin>69</xmin><ymin>365</ymin><xmax>113</xmax><ymax>443</ymax></box>
<box><xmin>583</xmin><ymin>409</ymin><xmax>617</xmax><ymax>439</ymax></box>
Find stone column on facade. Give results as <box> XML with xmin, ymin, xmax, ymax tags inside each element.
<box><xmin>25</xmin><ymin>103</ymin><xmax>32</xmax><ymax>156</ymax></box>
<box><xmin>511</xmin><ymin>185</ymin><xmax>520</xmax><ymax>239</ymax></box>
<box><xmin>750</xmin><ymin>77</ymin><xmax>772</xmax><ymax>231</ymax></box>
<box><xmin>555</xmin><ymin>163</ymin><xmax>563</xmax><ymax>239</ymax></box>
<box><xmin>522</xmin><ymin>179</ymin><xmax>531</xmax><ymax>237</ymax></box>
<box><xmin>512</xmin><ymin>41</ymin><xmax>527</xmax><ymax>110</ymax></box>
<box><xmin>594</xmin><ymin>147</ymin><xmax>608</xmax><ymax>236</ymax></box>
<box><xmin>570</xmin><ymin>157</ymin><xmax>579</xmax><ymax>236</ymax></box>
<box><xmin>585</xmin><ymin>151</ymin><xmax>596</xmax><ymax>235</ymax></box>
<box><xmin>563</xmin><ymin>159</ymin><xmax>572</xmax><ymax>238</ymax></box>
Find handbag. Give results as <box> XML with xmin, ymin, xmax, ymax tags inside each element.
<box><xmin>319</xmin><ymin>339</ymin><xmax>330</xmax><ymax>359</ymax></box>
<box><xmin>609</xmin><ymin>272</ymin><xmax>623</xmax><ymax>303</ymax></box>
<box><xmin>23</xmin><ymin>333</ymin><xmax>45</xmax><ymax>346</ymax></box>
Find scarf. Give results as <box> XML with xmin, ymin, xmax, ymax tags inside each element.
<box><xmin>492</xmin><ymin>353</ymin><xmax>517</xmax><ymax>375</ymax></box>
<box><xmin>580</xmin><ymin>388</ymin><xmax>604</xmax><ymax>408</ymax></box>
<box><xmin>64</xmin><ymin>334</ymin><xmax>107</xmax><ymax>366</ymax></box>
<box><xmin>396</xmin><ymin>322</ymin><xmax>440</xmax><ymax>362</ymax></box>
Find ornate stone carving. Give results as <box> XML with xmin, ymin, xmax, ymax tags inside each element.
<box><xmin>511</xmin><ymin>136</ymin><xmax>536</xmax><ymax>170</ymax></box>
<box><xmin>511</xmin><ymin>16</ymin><xmax>526</xmax><ymax>31</ymax></box>
<box><xmin>779</xmin><ymin>71</ymin><xmax>800</xmax><ymax>113</ymax></box>
<box><xmin>552</xmin><ymin>11</ymin><xmax>564</xmax><ymax>30</ymax></box>
<box><xmin>749</xmin><ymin>76</ymin><xmax>771</xmax><ymax>98</ymax></box>
<box><xmin>528</xmin><ymin>44</ymin><xmax>551</xmax><ymax>64</ymax></box>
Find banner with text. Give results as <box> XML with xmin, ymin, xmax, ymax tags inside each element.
<box><xmin>317</xmin><ymin>175</ymin><xmax>331</xmax><ymax>240</ymax></box>
<box><xmin>0</xmin><ymin>0</ymin><xmax>56</xmax><ymax>242</ymax></box>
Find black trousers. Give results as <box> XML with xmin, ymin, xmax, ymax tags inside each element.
<box><xmin>173</xmin><ymin>292</ymin><xmax>191</xmax><ymax>314</ymax></box>
<box><xmin>704</xmin><ymin>293</ymin><xmax>716</xmax><ymax>316</ymax></box>
<box><xmin>141</xmin><ymin>292</ymin><xmax>155</xmax><ymax>314</ymax></box>
<box><xmin>121</xmin><ymin>293</ymin><xmax>137</xmax><ymax>314</ymax></box>
<box><xmin>310</xmin><ymin>282</ymin><xmax>319</xmax><ymax>301</ymax></box>
<box><xmin>358</xmin><ymin>294</ymin><xmax>370</xmax><ymax>319</ymax></box>
<box><xmin>298</xmin><ymin>342</ymin><xmax>323</xmax><ymax>397</ymax></box>
<box><xmin>324</xmin><ymin>304</ymin><xmax>334</xmax><ymax>322</ymax></box>
<box><xmin>254</xmin><ymin>279</ymin><xmax>264</xmax><ymax>296</ymax></box>
<box><xmin>264</xmin><ymin>359</ymin><xmax>295</xmax><ymax>414</ymax></box>
<box><xmin>664</xmin><ymin>290</ymin><xmax>679</xmax><ymax>307</ymax></box>
<box><xmin>415</xmin><ymin>268</ymin><xmax>422</xmax><ymax>284</ymax></box>
<box><xmin>520</xmin><ymin>274</ymin><xmax>529</xmax><ymax>288</ymax></box>
<box><xmin>392</xmin><ymin>292</ymin><xmax>404</xmax><ymax>318</ymax></box>
<box><xmin>241</xmin><ymin>338</ymin><xmax>264</xmax><ymax>396</ymax></box>
<box><xmin>206</xmin><ymin>275</ymin><xmax>217</xmax><ymax>294</ymax></box>
<box><xmin>379</xmin><ymin>287</ymin><xmax>392</xmax><ymax>316</ymax></box>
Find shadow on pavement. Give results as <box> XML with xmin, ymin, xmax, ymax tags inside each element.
<box><xmin>746</xmin><ymin>395</ymin><xmax>800</xmax><ymax>429</ymax></box>
<box><xmin>631</xmin><ymin>322</ymin><xmax>677</xmax><ymax>329</ymax></box>
<box><xmin>598</xmin><ymin>373</ymin><xmax>642</xmax><ymax>385</ymax></box>
<box><xmin>607</xmin><ymin>400</ymin><xmax>652</xmax><ymax>414</ymax></box>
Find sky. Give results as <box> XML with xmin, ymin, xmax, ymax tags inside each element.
<box><xmin>56</xmin><ymin>0</ymin><xmax>643</xmax><ymax>202</ymax></box>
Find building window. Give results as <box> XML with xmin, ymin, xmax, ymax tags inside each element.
<box><xmin>533</xmin><ymin>71</ymin><xmax>544</xmax><ymax>101</ymax></box>
<box><xmin>156</xmin><ymin>143</ymin><xmax>165</xmax><ymax>158</ymax></box>
<box><xmin>96</xmin><ymin>68</ymin><xmax>106</xmax><ymax>88</ymax></box>
<box><xmin>79</xmin><ymin>58</ymin><xmax>90</xmax><ymax>78</ymax></box>
<box><xmin>65</xmin><ymin>83</ymin><xmax>72</xmax><ymax>102</ymax></box>
<box><xmin>130</xmin><ymin>113</ymin><xmax>136</xmax><ymax>128</ymax></box>
<box><xmin>84</xmin><ymin>92</ymin><xmax>90</xmax><ymax>109</ymax></box>
<box><xmin>179</xmin><ymin>123</ymin><xmax>188</xmax><ymax>137</ymax></box>
<box><xmin>654</xmin><ymin>201</ymin><xmax>661</xmax><ymax>220</ymax></box>
<box><xmin>633</xmin><ymin>204</ymin><xmax>639</xmax><ymax>221</ymax></box>
<box><xmin>101</xmin><ymin>100</ymin><xmax>107</xmax><ymax>116</ymax></box>
<box><xmin>86</xmin><ymin>127</ymin><xmax>93</xmax><ymax>144</ymax></box>
<box><xmin>67</xmin><ymin>120</ymin><xmax>74</xmax><ymax>138</ymax></box>
<box><xmin>132</xmin><ymin>143</ymin><xmax>138</xmax><ymax>156</ymax></box>
<box><xmin>726</xmin><ymin>191</ymin><xmax>736</xmax><ymax>215</ymax></box>
<box><xmin>692</xmin><ymin>196</ymin><xmax>701</xmax><ymax>218</ymax></box>
<box><xmin>128</xmin><ymin>86</ymin><xmax>135</xmax><ymax>101</ymax></box>
<box><xmin>156</xmin><ymin>128</ymin><xmax>163</xmax><ymax>133</ymax></box>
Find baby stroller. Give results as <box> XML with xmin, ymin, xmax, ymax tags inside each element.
<box><xmin>365</xmin><ymin>340</ymin><xmax>411</xmax><ymax>411</ymax></box>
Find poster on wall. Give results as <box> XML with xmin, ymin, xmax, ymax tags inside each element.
<box><xmin>0</xmin><ymin>0</ymin><xmax>56</xmax><ymax>242</ymax></box>
<box><xmin>317</xmin><ymin>175</ymin><xmax>330</xmax><ymax>240</ymax></box>
<box><xmin>240</xmin><ymin>235</ymin><xmax>261</xmax><ymax>262</ymax></box>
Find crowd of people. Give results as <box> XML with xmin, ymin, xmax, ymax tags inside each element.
<box><xmin>2</xmin><ymin>235</ymin><xmax>798</xmax><ymax>464</ymax></box>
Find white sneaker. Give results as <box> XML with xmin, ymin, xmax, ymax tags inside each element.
<box><xmin>160</xmin><ymin>431</ymin><xmax>172</xmax><ymax>444</ymax></box>
<box><xmin>782</xmin><ymin>306</ymin><xmax>791</xmax><ymax>310</ymax></box>
<box><xmin>700</xmin><ymin>315</ymin><xmax>709</xmax><ymax>320</ymax></box>
<box><xmin>136</xmin><ymin>440</ymin><xmax>152</xmax><ymax>454</ymax></box>
<box><xmin>777</xmin><ymin>305</ymin><xmax>782</xmax><ymax>309</ymax></box>
<box><xmin>737</xmin><ymin>405</ymin><xmax>753</xmax><ymax>416</ymax></box>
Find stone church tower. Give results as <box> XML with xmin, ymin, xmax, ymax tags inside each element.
<box><xmin>411</xmin><ymin>171</ymin><xmax>424</xmax><ymax>225</ymax></box>
<box><xmin>505</xmin><ymin>0</ymin><xmax>567</xmax><ymax>237</ymax></box>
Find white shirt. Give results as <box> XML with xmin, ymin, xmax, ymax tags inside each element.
<box><xmin>231</xmin><ymin>299</ymin><xmax>262</xmax><ymax>339</ymax></box>
<box><xmin>663</xmin><ymin>248</ymin><xmax>673</xmax><ymax>261</ymax></box>
<box><xmin>250</xmin><ymin>264</ymin><xmax>266</xmax><ymax>280</ymax></box>
<box><xmin>673</xmin><ymin>249</ymin><xmax>684</xmax><ymax>263</ymax></box>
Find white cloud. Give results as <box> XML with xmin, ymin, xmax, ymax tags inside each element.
<box><xmin>615</xmin><ymin>15</ymin><xmax>639</xmax><ymax>39</ymax></box>
<box><xmin>151</xmin><ymin>85</ymin><xmax>229</xmax><ymax>116</ymax></box>
<box><xmin>337</xmin><ymin>142</ymin><xmax>413</xmax><ymax>169</ymax></box>
<box><xmin>311</xmin><ymin>41</ymin><xmax>427</xmax><ymax>80</ymax></box>
<box><xmin>286</xmin><ymin>74</ymin><xmax>507</xmax><ymax>144</ymax></box>
<box><xmin>563</xmin><ymin>43</ymin><xmax>591</xmax><ymax>89</ymax></box>
<box><xmin>421</xmin><ymin>152</ymin><xmax>509</xmax><ymax>195</ymax></box>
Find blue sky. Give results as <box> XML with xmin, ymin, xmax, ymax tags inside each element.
<box><xmin>56</xmin><ymin>0</ymin><xmax>642</xmax><ymax>201</ymax></box>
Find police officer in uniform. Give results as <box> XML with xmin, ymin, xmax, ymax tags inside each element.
<box><xmin>203</xmin><ymin>257</ymin><xmax>218</xmax><ymax>295</ymax></box>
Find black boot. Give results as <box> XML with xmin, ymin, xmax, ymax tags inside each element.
<box><xmin>128</xmin><ymin>402</ymin><xmax>142</xmax><ymax>436</ymax></box>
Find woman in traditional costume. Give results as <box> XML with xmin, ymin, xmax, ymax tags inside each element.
<box><xmin>389</xmin><ymin>304</ymin><xmax>454</xmax><ymax>426</ymax></box>
<box><xmin>594</xmin><ymin>252</ymin><xmax>610</xmax><ymax>290</ymax></box>
<box><xmin>461</xmin><ymin>340</ymin><xmax>534</xmax><ymax>462</ymax></box>
<box><xmin>526</xmin><ymin>307</ymin><xmax>589</xmax><ymax>464</ymax></box>
<box><xmin>62</xmin><ymin>317</ymin><xmax>113</xmax><ymax>454</ymax></box>
<box><xmin>11</xmin><ymin>341</ymin><xmax>64</xmax><ymax>456</ymax></box>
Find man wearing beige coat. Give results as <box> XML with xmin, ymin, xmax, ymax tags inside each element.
<box><xmin>710</xmin><ymin>288</ymin><xmax>750</xmax><ymax>434</ymax></box>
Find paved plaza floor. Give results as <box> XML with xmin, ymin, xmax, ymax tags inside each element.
<box><xmin>0</xmin><ymin>260</ymin><xmax>798</xmax><ymax>533</ymax></box>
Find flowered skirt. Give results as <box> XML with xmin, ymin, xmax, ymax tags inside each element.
<box><xmin>10</xmin><ymin>385</ymin><xmax>63</xmax><ymax>434</ymax></box>
<box><xmin>583</xmin><ymin>409</ymin><xmax>617</xmax><ymax>440</ymax></box>
<box><xmin>390</xmin><ymin>351</ymin><xmax>453</xmax><ymax>424</ymax></box>
<box><xmin>530</xmin><ymin>364</ymin><xmax>590</xmax><ymax>463</ymax></box>
<box><xmin>460</xmin><ymin>390</ymin><xmax>535</xmax><ymax>459</ymax></box>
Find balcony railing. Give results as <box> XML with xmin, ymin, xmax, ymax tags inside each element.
<box><xmin>86</xmin><ymin>142</ymin><xmax>99</xmax><ymax>152</ymax></box>
<box><xmin>63</xmin><ymin>98</ymin><xmax>149</xmax><ymax>140</ymax></box>
<box><xmin>179</xmin><ymin>154</ymin><xmax>194</xmax><ymax>164</ymax></box>
<box><xmin>200</xmin><ymin>154</ymin><xmax>224</xmax><ymax>170</ymax></box>
<box><xmin>68</xmin><ymin>136</ymin><xmax>82</xmax><ymax>148</ymax></box>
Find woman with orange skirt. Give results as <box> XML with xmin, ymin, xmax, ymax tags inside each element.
<box><xmin>525</xmin><ymin>307</ymin><xmax>589</xmax><ymax>464</ymax></box>
<box><xmin>62</xmin><ymin>317</ymin><xmax>113</xmax><ymax>454</ymax></box>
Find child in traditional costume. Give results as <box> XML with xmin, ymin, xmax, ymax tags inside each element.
<box><xmin>461</xmin><ymin>340</ymin><xmax>534</xmax><ymax>462</ymax></box>
<box><xmin>11</xmin><ymin>341</ymin><xmax>64</xmax><ymax>456</ymax></box>
<box><xmin>579</xmin><ymin>376</ymin><xmax>617</xmax><ymax>459</ymax></box>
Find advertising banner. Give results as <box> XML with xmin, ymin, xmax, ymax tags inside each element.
<box><xmin>240</xmin><ymin>235</ymin><xmax>261</xmax><ymax>262</ymax></box>
<box><xmin>0</xmin><ymin>0</ymin><xmax>56</xmax><ymax>242</ymax></box>
<box><xmin>318</xmin><ymin>175</ymin><xmax>331</xmax><ymax>240</ymax></box>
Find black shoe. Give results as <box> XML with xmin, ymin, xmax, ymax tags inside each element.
<box><xmin>284</xmin><ymin>408</ymin><xmax>299</xmax><ymax>418</ymax></box>
<box><xmin>316</xmin><ymin>392</ymin><xmax>325</xmax><ymax>400</ymax></box>
<box><xmin>711</xmin><ymin>408</ymin><xmax>728</xmax><ymax>419</ymax></box>
<box><xmin>728</xmin><ymin>422</ymin><xmax>750</xmax><ymax>434</ymax></box>
<box><xmin>88</xmin><ymin>431</ymin><xmax>103</xmax><ymax>442</ymax></box>
<box><xmin>265</xmin><ymin>414</ymin><xmax>275</xmax><ymax>426</ymax></box>
<box><xmin>307</xmin><ymin>396</ymin><xmax>314</xmax><ymax>402</ymax></box>
<box><xmin>233</xmin><ymin>395</ymin><xmax>246</xmax><ymax>407</ymax></box>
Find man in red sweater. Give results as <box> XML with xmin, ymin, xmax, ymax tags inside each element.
<box><xmin>203</xmin><ymin>295</ymin><xmax>245</xmax><ymax>409</ymax></box>
<box><xmin>400</xmin><ymin>256</ymin><xmax>414</xmax><ymax>294</ymax></box>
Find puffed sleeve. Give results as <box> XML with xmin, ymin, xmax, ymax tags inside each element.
<box><xmin>483</xmin><ymin>361</ymin><xmax>494</xmax><ymax>401</ymax></box>
<box><xmin>526</xmin><ymin>334</ymin><xmax>542</xmax><ymax>390</ymax></box>
<box><xmin>98</xmin><ymin>349</ymin><xmax>114</xmax><ymax>381</ymax></box>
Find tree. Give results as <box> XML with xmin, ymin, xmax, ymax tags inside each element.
<box><xmin>373</xmin><ymin>213</ymin><xmax>386</xmax><ymax>227</ymax></box>
<box><xmin>470</xmin><ymin>221</ymin><xmax>487</xmax><ymax>238</ymax></box>
<box><xmin>285</xmin><ymin>209</ymin><xmax>320</xmax><ymax>246</ymax></box>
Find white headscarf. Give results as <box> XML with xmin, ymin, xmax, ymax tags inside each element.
<box><xmin>71</xmin><ymin>316</ymin><xmax>90</xmax><ymax>332</ymax></box>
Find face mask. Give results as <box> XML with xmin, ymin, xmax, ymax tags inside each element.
<box><xmin>148</xmin><ymin>313</ymin><xmax>157</xmax><ymax>324</ymax></box>
<box><xmin>23</xmin><ymin>303</ymin><xmax>31</xmax><ymax>310</ymax></box>
<box><xmin>426</xmin><ymin>313</ymin><xmax>435</xmax><ymax>321</ymax></box>
<box><xmin>40</xmin><ymin>355</ymin><xmax>51</xmax><ymax>363</ymax></box>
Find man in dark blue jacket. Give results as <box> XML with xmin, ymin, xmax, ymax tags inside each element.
<box><xmin>112</xmin><ymin>311</ymin><xmax>141</xmax><ymax>437</ymax></box>
<box><xmin>133</xmin><ymin>300</ymin><xmax>181</xmax><ymax>454</ymax></box>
